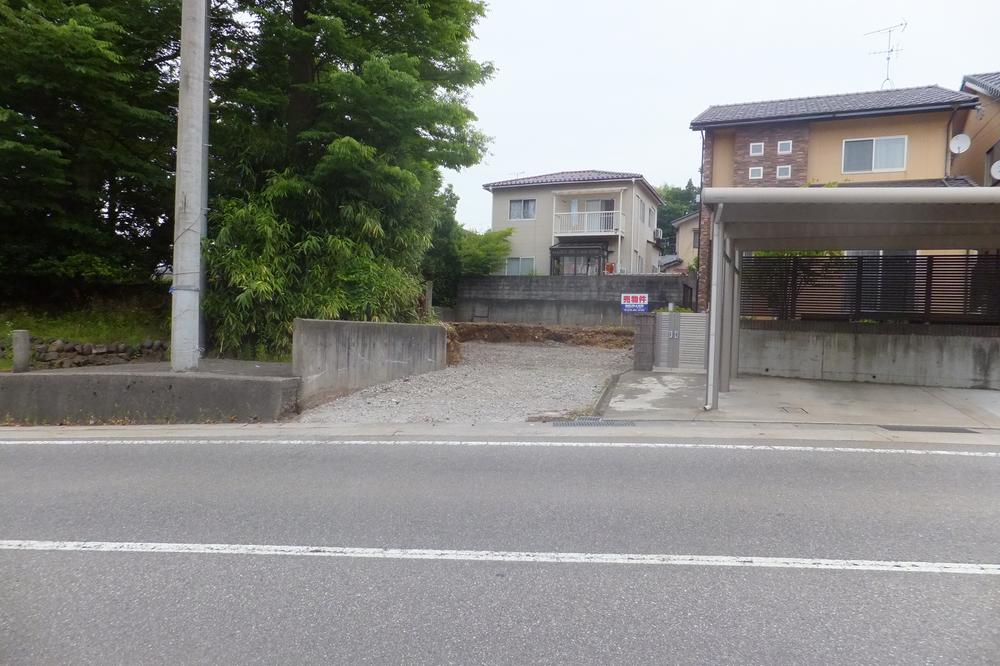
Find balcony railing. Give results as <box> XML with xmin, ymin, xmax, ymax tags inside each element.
<box><xmin>553</xmin><ymin>211</ymin><xmax>622</xmax><ymax>234</ymax></box>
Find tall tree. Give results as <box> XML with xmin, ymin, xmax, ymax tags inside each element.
<box><xmin>0</xmin><ymin>0</ymin><xmax>179</xmax><ymax>294</ymax></box>
<box><xmin>204</xmin><ymin>0</ymin><xmax>493</xmax><ymax>353</ymax></box>
<box><xmin>656</xmin><ymin>179</ymin><xmax>698</xmax><ymax>254</ymax></box>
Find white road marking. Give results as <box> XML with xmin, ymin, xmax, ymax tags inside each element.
<box><xmin>0</xmin><ymin>540</ymin><xmax>997</xmax><ymax>575</ymax></box>
<box><xmin>0</xmin><ymin>438</ymin><xmax>998</xmax><ymax>458</ymax></box>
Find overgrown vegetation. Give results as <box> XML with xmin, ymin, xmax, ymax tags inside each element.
<box><xmin>0</xmin><ymin>293</ymin><xmax>170</xmax><ymax>371</ymax></box>
<box><xmin>1</xmin><ymin>1</ymin><xmax>492</xmax><ymax>354</ymax></box>
<box><xmin>421</xmin><ymin>188</ymin><xmax>512</xmax><ymax>307</ymax></box>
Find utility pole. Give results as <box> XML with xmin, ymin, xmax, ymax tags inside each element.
<box><xmin>170</xmin><ymin>0</ymin><xmax>210</xmax><ymax>371</ymax></box>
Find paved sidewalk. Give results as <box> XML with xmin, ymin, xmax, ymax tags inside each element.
<box><xmin>603</xmin><ymin>372</ymin><xmax>1000</xmax><ymax>429</ymax></box>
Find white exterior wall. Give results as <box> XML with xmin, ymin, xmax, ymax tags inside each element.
<box><xmin>488</xmin><ymin>180</ymin><xmax>661</xmax><ymax>275</ymax></box>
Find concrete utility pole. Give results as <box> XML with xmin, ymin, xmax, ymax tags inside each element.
<box><xmin>170</xmin><ymin>0</ymin><xmax>210</xmax><ymax>372</ymax></box>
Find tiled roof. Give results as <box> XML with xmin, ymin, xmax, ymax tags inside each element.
<box><xmin>808</xmin><ymin>177</ymin><xmax>978</xmax><ymax>188</ymax></box>
<box><xmin>483</xmin><ymin>170</ymin><xmax>643</xmax><ymax>188</ymax></box>
<box><xmin>963</xmin><ymin>72</ymin><xmax>1000</xmax><ymax>99</ymax></box>
<box><xmin>691</xmin><ymin>85</ymin><xmax>978</xmax><ymax>129</ymax></box>
<box><xmin>483</xmin><ymin>170</ymin><xmax>663</xmax><ymax>203</ymax></box>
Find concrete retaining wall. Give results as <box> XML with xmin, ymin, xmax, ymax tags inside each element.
<box><xmin>293</xmin><ymin>319</ymin><xmax>447</xmax><ymax>406</ymax></box>
<box><xmin>739</xmin><ymin>321</ymin><xmax>1000</xmax><ymax>389</ymax></box>
<box><xmin>456</xmin><ymin>275</ymin><xmax>694</xmax><ymax>327</ymax></box>
<box><xmin>0</xmin><ymin>368</ymin><xmax>299</xmax><ymax>425</ymax></box>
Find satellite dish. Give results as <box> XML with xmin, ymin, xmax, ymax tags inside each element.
<box><xmin>991</xmin><ymin>160</ymin><xmax>1000</xmax><ymax>182</ymax></box>
<box><xmin>949</xmin><ymin>133</ymin><xmax>971</xmax><ymax>154</ymax></box>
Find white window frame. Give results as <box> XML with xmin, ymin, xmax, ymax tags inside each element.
<box><xmin>749</xmin><ymin>142</ymin><xmax>764</xmax><ymax>157</ymax></box>
<box><xmin>748</xmin><ymin>166</ymin><xmax>764</xmax><ymax>180</ymax></box>
<box><xmin>841</xmin><ymin>135</ymin><xmax>908</xmax><ymax>174</ymax></box>
<box><xmin>777</xmin><ymin>139</ymin><xmax>793</xmax><ymax>155</ymax></box>
<box><xmin>505</xmin><ymin>256</ymin><xmax>534</xmax><ymax>276</ymax></box>
<box><xmin>776</xmin><ymin>165</ymin><xmax>792</xmax><ymax>180</ymax></box>
<box><xmin>507</xmin><ymin>199</ymin><xmax>536</xmax><ymax>221</ymax></box>
<box><xmin>648</xmin><ymin>206</ymin><xmax>655</xmax><ymax>229</ymax></box>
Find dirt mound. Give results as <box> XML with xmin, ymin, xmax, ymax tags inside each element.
<box><xmin>449</xmin><ymin>322</ymin><xmax>633</xmax><ymax>349</ymax></box>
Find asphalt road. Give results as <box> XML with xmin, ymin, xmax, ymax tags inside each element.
<box><xmin>2</xmin><ymin>435</ymin><xmax>999</xmax><ymax>664</ymax></box>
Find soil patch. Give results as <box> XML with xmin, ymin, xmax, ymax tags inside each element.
<box><xmin>449</xmin><ymin>322</ymin><xmax>633</xmax><ymax>349</ymax></box>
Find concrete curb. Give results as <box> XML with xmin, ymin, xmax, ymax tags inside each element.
<box><xmin>592</xmin><ymin>372</ymin><xmax>623</xmax><ymax>417</ymax></box>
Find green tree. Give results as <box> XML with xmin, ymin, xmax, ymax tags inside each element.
<box><xmin>422</xmin><ymin>188</ymin><xmax>511</xmax><ymax>308</ymax></box>
<box><xmin>204</xmin><ymin>0</ymin><xmax>493</xmax><ymax>352</ymax></box>
<box><xmin>656</xmin><ymin>179</ymin><xmax>698</xmax><ymax>254</ymax></box>
<box><xmin>0</xmin><ymin>0</ymin><xmax>179</xmax><ymax>294</ymax></box>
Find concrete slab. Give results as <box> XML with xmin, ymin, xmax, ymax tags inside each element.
<box><xmin>603</xmin><ymin>372</ymin><xmax>1000</xmax><ymax>429</ymax></box>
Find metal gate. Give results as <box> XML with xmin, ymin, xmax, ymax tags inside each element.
<box><xmin>654</xmin><ymin>312</ymin><xmax>708</xmax><ymax>370</ymax></box>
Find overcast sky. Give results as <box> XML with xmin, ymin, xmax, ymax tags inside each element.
<box><xmin>444</xmin><ymin>0</ymin><xmax>1000</xmax><ymax>230</ymax></box>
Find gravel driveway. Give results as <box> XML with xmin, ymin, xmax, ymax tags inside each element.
<box><xmin>297</xmin><ymin>342</ymin><xmax>630</xmax><ymax>424</ymax></box>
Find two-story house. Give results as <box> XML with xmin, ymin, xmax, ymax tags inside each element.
<box><xmin>689</xmin><ymin>83</ymin><xmax>991</xmax><ymax>310</ymax></box>
<box><xmin>483</xmin><ymin>170</ymin><xmax>664</xmax><ymax>276</ymax></box>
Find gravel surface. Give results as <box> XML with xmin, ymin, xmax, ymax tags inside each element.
<box><xmin>298</xmin><ymin>342</ymin><xmax>630</xmax><ymax>424</ymax></box>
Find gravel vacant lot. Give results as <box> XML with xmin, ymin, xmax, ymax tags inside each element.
<box><xmin>298</xmin><ymin>341</ymin><xmax>631</xmax><ymax>424</ymax></box>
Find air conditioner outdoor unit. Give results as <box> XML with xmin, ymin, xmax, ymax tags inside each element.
<box><xmin>653</xmin><ymin>228</ymin><xmax>663</xmax><ymax>240</ymax></box>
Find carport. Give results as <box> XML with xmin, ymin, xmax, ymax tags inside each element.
<box><xmin>702</xmin><ymin>186</ymin><xmax>1000</xmax><ymax>410</ymax></box>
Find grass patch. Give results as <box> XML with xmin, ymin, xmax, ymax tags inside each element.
<box><xmin>1</xmin><ymin>303</ymin><xmax>170</xmax><ymax>344</ymax></box>
<box><xmin>0</xmin><ymin>298</ymin><xmax>171</xmax><ymax>372</ymax></box>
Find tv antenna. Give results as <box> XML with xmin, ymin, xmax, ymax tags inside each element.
<box><xmin>865</xmin><ymin>20</ymin><xmax>906</xmax><ymax>89</ymax></box>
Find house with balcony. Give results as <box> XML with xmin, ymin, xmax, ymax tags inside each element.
<box><xmin>688</xmin><ymin>80</ymin><xmax>1000</xmax><ymax>311</ymax></box>
<box><xmin>482</xmin><ymin>170</ymin><xmax>664</xmax><ymax>276</ymax></box>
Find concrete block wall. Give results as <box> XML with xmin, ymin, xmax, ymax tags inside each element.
<box><xmin>455</xmin><ymin>275</ymin><xmax>694</xmax><ymax>327</ymax></box>
<box><xmin>633</xmin><ymin>314</ymin><xmax>655</xmax><ymax>371</ymax></box>
<box><xmin>293</xmin><ymin>319</ymin><xmax>447</xmax><ymax>407</ymax></box>
<box><xmin>739</xmin><ymin>321</ymin><xmax>1000</xmax><ymax>390</ymax></box>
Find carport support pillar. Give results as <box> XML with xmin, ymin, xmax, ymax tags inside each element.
<box><xmin>720</xmin><ymin>237</ymin><xmax>735</xmax><ymax>392</ymax></box>
<box><xmin>730</xmin><ymin>249</ymin><xmax>743</xmax><ymax>382</ymax></box>
<box><xmin>705</xmin><ymin>205</ymin><xmax>725</xmax><ymax>410</ymax></box>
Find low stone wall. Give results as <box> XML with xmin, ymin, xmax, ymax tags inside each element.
<box><xmin>292</xmin><ymin>318</ymin><xmax>447</xmax><ymax>407</ymax></box>
<box><xmin>0</xmin><ymin>336</ymin><xmax>167</xmax><ymax>369</ymax></box>
<box><xmin>739</xmin><ymin>321</ymin><xmax>1000</xmax><ymax>390</ymax></box>
<box><xmin>456</xmin><ymin>275</ymin><xmax>695</xmax><ymax>327</ymax></box>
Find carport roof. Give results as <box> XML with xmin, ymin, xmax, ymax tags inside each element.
<box><xmin>702</xmin><ymin>186</ymin><xmax>1000</xmax><ymax>251</ymax></box>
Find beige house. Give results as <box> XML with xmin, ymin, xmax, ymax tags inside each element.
<box><xmin>482</xmin><ymin>170</ymin><xmax>664</xmax><ymax>276</ymax></box>
<box><xmin>669</xmin><ymin>212</ymin><xmax>699</xmax><ymax>270</ymax></box>
<box><xmin>689</xmin><ymin>80</ymin><xmax>1000</xmax><ymax>310</ymax></box>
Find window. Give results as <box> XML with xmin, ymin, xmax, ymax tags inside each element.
<box><xmin>777</xmin><ymin>140</ymin><xmax>793</xmax><ymax>155</ymax></box>
<box><xmin>692</xmin><ymin>228</ymin><xmax>700</xmax><ymax>249</ymax></box>
<box><xmin>649</xmin><ymin>206</ymin><xmax>656</xmax><ymax>229</ymax></box>
<box><xmin>508</xmin><ymin>199</ymin><xmax>536</xmax><ymax>220</ymax></box>
<box><xmin>749</xmin><ymin>142</ymin><xmax>764</xmax><ymax>156</ymax></box>
<box><xmin>843</xmin><ymin>136</ymin><xmax>907</xmax><ymax>173</ymax></box>
<box><xmin>776</xmin><ymin>165</ymin><xmax>792</xmax><ymax>180</ymax></box>
<box><xmin>505</xmin><ymin>257</ymin><xmax>534</xmax><ymax>275</ymax></box>
<box><xmin>748</xmin><ymin>166</ymin><xmax>763</xmax><ymax>180</ymax></box>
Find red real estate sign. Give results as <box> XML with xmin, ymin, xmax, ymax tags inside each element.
<box><xmin>620</xmin><ymin>293</ymin><xmax>649</xmax><ymax>313</ymax></box>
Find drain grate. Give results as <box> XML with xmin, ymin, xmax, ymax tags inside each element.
<box><xmin>552</xmin><ymin>417</ymin><xmax>636</xmax><ymax>428</ymax></box>
<box><xmin>880</xmin><ymin>425</ymin><xmax>978</xmax><ymax>434</ymax></box>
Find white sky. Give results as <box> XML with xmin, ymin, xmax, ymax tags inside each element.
<box><xmin>444</xmin><ymin>0</ymin><xmax>1000</xmax><ymax>231</ymax></box>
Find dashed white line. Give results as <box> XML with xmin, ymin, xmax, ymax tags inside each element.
<box><xmin>1</xmin><ymin>540</ymin><xmax>997</xmax><ymax>575</ymax></box>
<box><xmin>0</xmin><ymin>438</ymin><xmax>998</xmax><ymax>458</ymax></box>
